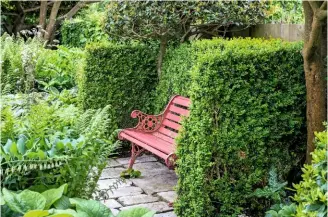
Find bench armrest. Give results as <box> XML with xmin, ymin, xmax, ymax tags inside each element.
<box><xmin>131</xmin><ymin>110</ymin><xmax>164</xmax><ymax>132</ymax></box>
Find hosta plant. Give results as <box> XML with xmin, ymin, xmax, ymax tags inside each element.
<box><xmin>1</xmin><ymin>184</ymin><xmax>156</xmax><ymax>217</ymax></box>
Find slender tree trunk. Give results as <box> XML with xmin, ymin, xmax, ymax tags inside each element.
<box><xmin>44</xmin><ymin>1</ymin><xmax>61</xmax><ymax>41</ymax></box>
<box><xmin>302</xmin><ymin>1</ymin><xmax>327</xmax><ymax>163</ymax></box>
<box><xmin>39</xmin><ymin>1</ymin><xmax>48</xmax><ymax>38</ymax></box>
<box><xmin>157</xmin><ymin>37</ymin><xmax>168</xmax><ymax>79</ymax></box>
<box><xmin>12</xmin><ymin>2</ymin><xmax>25</xmax><ymax>35</ymax></box>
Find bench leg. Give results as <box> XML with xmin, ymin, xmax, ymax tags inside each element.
<box><xmin>128</xmin><ymin>143</ymin><xmax>144</xmax><ymax>169</ymax></box>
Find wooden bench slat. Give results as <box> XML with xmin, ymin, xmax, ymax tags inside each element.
<box><xmin>172</xmin><ymin>96</ymin><xmax>191</xmax><ymax>107</ymax></box>
<box><xmin>165</xmin><ymin>112</ymin><xmax>182</xmax><ymax>123</ymax></box>
<box><xmin>122</xmin><ymin>130</ymin><xmax>174</xmax><ymax>154</ymax></box>
<box><xmin>158</xmin><ymin>127</ymin><xmax>178</xmax><ymax>138</ymax></box>
<box><xmin>162</xmin><ymin>119</ymin><xmax>181</xmax><ymax>131</ymax></box>
<box><xmin>153</xmin><ymin>132</ymin><xmax>175</xmax><ymax>144</ymax></box>
<box><xmin>119</xmin><ymin>132</ymin><xmax>168</xmax><ymax>160</ymax></box>
<box><xmin>168</xmin><ymin>104</ymin><xmax>190</xmax><ymax>116</ymax></box>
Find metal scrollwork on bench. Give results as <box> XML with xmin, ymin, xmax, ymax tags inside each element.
<box><xmin>131</xmin><ymin>110</ymin><xmax>164</xmax><ymax>132</ymax></box>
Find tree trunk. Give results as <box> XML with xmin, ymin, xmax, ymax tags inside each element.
<box><xmin>39</xmin><ymin>1</ymin><xmax>48</xmax><ymax>38</ymax></box>
<box><xmin>12</xmin><ymin>2</ymin><xmax>25</xmax><ymax>35</ymax></box>
<box><xmin>44</xmin><ymin>1</ymin><xmax>61</xmax><ymax>42</ymax></box>
<box><xmin>302</xmin><ymin>1</ymin><xmax>327</xmax><ymax>163</ymax></box>
<box><xmin>157</xmin><ymin>37</ymin><xmax>168</xmax><ymax>79</ymax></box>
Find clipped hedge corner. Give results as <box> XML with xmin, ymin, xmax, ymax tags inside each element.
<box><xmin>78</xmin><ymin>42</ymin><xmax>157</xmax><ymax>127</ymax></box>
<box><xmin>154</xmin><ymin>38</ymin><xmax>306</xmax><ymax>217</ymax></box>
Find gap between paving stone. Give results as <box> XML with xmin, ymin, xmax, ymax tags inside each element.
<box><xmin>118</xmin><ymin>194</ymin><xmax>159</xmax><ymax>206</ymax></box>
<box><xmin>120</xmin><ymin>201</ymin><xmax>173</xmax><ymax>213</ymax></box>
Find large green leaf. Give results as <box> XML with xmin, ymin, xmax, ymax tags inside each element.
<box><xmin>41</xmin><ymin>184</ymin><xmax>68</xmax><ymax>209</ymax></box>
<box><xmin>69</xmin><ymin>198</ymin><xmax>114</xmax><ymax>217</ymax></box>
<box><xmin>117</xmin><ymin>207</ymin><xmax>156</xmax><ymax>217</ymax></box>
<box><xmin>2</xmin><ymin>188</ymin><xmax>46</xmax><ymax>214</ymax></box>
<box><xmin>23</xmin><ymin>210</ymin><xmax>49</xmax><ymax>217</ymax></box>
<box><xmin>17</xmin><ymin>136</ymin><xmax>27</xmax><ymax>154</ymax></box>
<box><xmin>3</xmin><ymin>139</ymin><xmax>13</xmax><ymax>154</ymax></box>
<box><xmin>53</xmin><ymin>196</ymin><xmax>71</xmax><ymax>210</ymax></box>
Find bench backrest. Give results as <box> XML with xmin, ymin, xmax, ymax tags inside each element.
<box><xmin>154</xmin><ymin>95</ymin><xmax>191</xmax><ymax>141</ymax></box>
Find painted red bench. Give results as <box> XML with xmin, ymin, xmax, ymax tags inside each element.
<box><xmin>118</xmin><ymin>95</ymin><xmax>191</xmax><ymax>169</ymax></box>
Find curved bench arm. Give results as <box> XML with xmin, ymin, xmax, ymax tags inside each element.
<box><xmin>131</xmin><ymin>110</ymin><xmax>164</xmax><ymax>132</ymax></box>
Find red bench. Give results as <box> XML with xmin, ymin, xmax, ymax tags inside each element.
<box><xmin>118</xmin><ymin>95</ymin><xmax>191</xmax><ymax>169</ymax></box>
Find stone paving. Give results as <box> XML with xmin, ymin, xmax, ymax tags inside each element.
<box><xmin>98</xmin><ymin>154</ymin><xmax>178</xmax><ymax>217</ymax></box>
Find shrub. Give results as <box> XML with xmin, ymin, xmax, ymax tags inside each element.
<box><xmin>293</xmin><ymin>129</ymin><xmax>327</xmax><ymax>217</ymax></box>
<box><xmin>0</xmin><ymin>34</ymin><xmax>84</xmax><ymax>93</ymax></box>
<box><xmin>0</xmin><ymin>93</ymin><xmax>118</xmax><ymax>198</ymax></box>
<box><xmin>61</xmin><ymin>3</ymin><xmax>108</xmax><ymax>48</ymax></box>
<box><xmin>78</xmin><ymin>42</ymin><xmax>157</xmax><ymax>127</ymax></box>
<box><xmin>265</xmin><ymin>128</ymin><xmax>327</xmax><ymax>217</ymax></box>
<box><xmin>155</xmin><ymin>38</ymin><xmax>306</xmax><ymax>217</ymax></box>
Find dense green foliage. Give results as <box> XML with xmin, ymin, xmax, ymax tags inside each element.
<box><xmin>0</xmin><ymin>92</ymin><xmax>118</xmax><ymax>198</ymax></box>
<box><xmin>78</xmin><ymin>42</ymin><xmax>157</xmax><ymax>127</ymax></box>
<box><xmin>1</xmin><ymin>184</ymin><xmax>156</xmax><ymax>217</ymax></box>
<box><xmin>152</xmin><ymin>38</ymin><xmax>306</xmax><ymax>216</ymax></box>
<box><xmin>106</xmin><ymin>1</ymin><xmax>265</xmax><ymax>42</ymax></box>
<box><xmin>61</xmin><ymin>3</ymin><xmax>108</xmax><ymax>48</ymax></box>
<box><xmin>266</xmin><ymin>128</ymin><xmax>327</xmax><ymax>217</ymax></box>
<box><xmin>264</xmin><ymin>0</ymin><xmax>304</xmax><ymax>24</ymax></box>
<box><xmin>0</xmin><ymin>34</ymin><xmax>84</xmax><ymax>94</ymax></box>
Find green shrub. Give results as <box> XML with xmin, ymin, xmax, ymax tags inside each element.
<box><xmin>265</xmin><ymin>128</ymin><xmax>327</xmax><ymax>217</ymax></box>
<box><xmin>155</xmin><ymin>38</ymin><xmax>306</xmax><ymax>217</ymax></box>
<box><xmin>79</xmin><ymin>42</ymin><xmax>157</xmax><ymax>127</ymax></box>
<box><xmin>293</xmin><ymin>129</ymin><xmax>327</xmax><ymax>217</ymax></box>
<box><xmin>61</xmin><ymin>3</ymin><xmax>107</xmax><ymax>48</ymax></box>
<box><xmin>0</xmin><ymin>34</ymin><xmax>84</xmax><ymax>93</ymax></box>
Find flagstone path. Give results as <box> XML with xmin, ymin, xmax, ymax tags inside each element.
<box><xmin>97</xmin><ymin>154</ymin><xmax>178</xmax><ymax>217</ymax></box>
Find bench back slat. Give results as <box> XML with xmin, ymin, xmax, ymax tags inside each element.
<box><xmin>155</xmin><ymin>95</ymin><xmax>191</xmax><ymax>139</ymax></box>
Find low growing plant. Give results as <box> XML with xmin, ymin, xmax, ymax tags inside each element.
<box><xmin>1</xmin><ymin>184</ymin><xmax>156</xmax><ymax>217</ymax></box>
<box><xmin>1</xmin><ymin>93</ymin><xmax>119</xmax><ymax>198</ymax></box>
<box><xmin>265</xmin><ymin>128</ymin><xmax>327</xmax><ymax>217</ymax></box>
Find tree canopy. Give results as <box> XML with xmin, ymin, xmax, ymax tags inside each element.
<box><xmin>105</xmin><ymin>0</ymin><xmax>266</xmax><ymax>77</ymax></box>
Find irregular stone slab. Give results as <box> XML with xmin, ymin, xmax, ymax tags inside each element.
<box><xmin>99</xmin><ymin>167</ymin><xmax>125</xmax><ymax>179</ymax></box>
<box><xmin>97</xmin><ymin>179</ymin><xmax>133</xmax><ymax>190</ymax></box>
<box><xmin>101</xmin><ymin>199</ymin><xmax>122</xmax><ymax>209</ymax></box>
<box><xmin>111</xmin><ymin>208</ymin><xmax>120</xmax><ymax>216</ymax></box>
<box><xmin>154</xmin><ymin>212</ymin><xmax>177</xmax><ymax>217</ymax></box>
<box><xmin>106</xmin><ymin>159</ymin><xmax>122</xmax><ymax>168</ymax></box>
<box><xmin>132</xmin><ymin>162</ymin><xmax>174</xmax><ymax>177</ymax></box>
<box><xmin>132</xmin><ymin>173</ymin><xmax>178</xmax><ymax>195</ymax></box>
<box><xmin>107</xmin><ymin>186</ymin><xmax>143</xmax><ymax>199</ymax></box>
<box><xmin>120</xmin><ymin>202</ymin><xmax>173</xmax><ymax>213</ymax></box>
<box><xmin>157</xmin><ymin>191</ymin><xmax>177</xmax><ymax>203</ymax></box>
<box><xmin>118</xmin><ymin>194</ymin><xmax>159</xmax><ymax>206</ymax></box>
<box><xmin>117</xmin><ymin>154</ymin><xmax>157</xmax><ymax>165</ymax></box>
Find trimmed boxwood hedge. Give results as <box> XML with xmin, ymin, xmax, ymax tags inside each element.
<box><xmin>78</xmin><ymin>42</ymin><xmax>157</xmax><ymax>127</ymax></box>
<box><xmin>153</xmin><ymin>38</ymin><xmax>306</xmax><ymax>217</ymax></box>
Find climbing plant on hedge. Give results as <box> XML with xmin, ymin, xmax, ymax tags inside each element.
<box><xmin>78</xmin><ymin>42</ymin><xmax>157</xmax><ymax>127</ymax></box>
<box><xmin>164</xmin><ymin>38</ymin><xmax>306</xmax><ymax>217</ymax></box>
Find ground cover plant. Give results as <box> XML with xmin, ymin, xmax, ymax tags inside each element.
<box><xmin>265</xmin><ymin>127</ymin><xmax>327</xmax><ymax>217</ymax></box>
<box><xmin>0</xmin><ymin>91</ymin><xmax>118</xmax><ymax>198</ymax></box>
<box><xmin>1</xmin><ymin>184</ymin><xmax>156</xmax><ymax>217</ymax></box>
